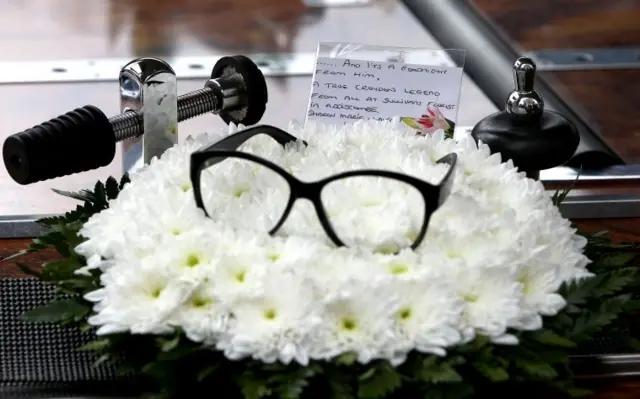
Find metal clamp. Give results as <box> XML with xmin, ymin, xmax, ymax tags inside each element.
<box><xmin>2</xmin><ymin>55</ymin><xmax>268</xmax><ymax>185</ymax></box>
<box><xmin>119</xmin><ymin>58</ymin><xmax>179</xmax><ymax>172</ymax></box>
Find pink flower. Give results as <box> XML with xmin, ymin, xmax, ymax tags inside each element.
<box><xmin>415</xmin><ymin>106</ymin><xmax>450</xmax><ymax>135</ymax></box>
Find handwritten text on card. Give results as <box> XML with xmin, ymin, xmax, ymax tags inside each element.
<box><xmin>306</xmin><ymin>57</ymin><xmax>464</xmax><ymax>132</ymax></box>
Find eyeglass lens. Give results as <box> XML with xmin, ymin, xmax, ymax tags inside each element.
<box><xmin>199</xmin><ymin>155</ymin><xmax>428</xmax><ymax>251</ymax></box>
<box><xmin>319</xmin><ymin>176</ymin><xmax>426</xmax><ymax>252</ymax></box>
<box><xmin>199</xmin><ymin>156</ymin><xmax>291</xmax><ymax>232</ymax></box>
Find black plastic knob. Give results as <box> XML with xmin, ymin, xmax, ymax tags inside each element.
<box><xmin>3</xmin><ymin>105</ymin><xmax>116</xmax><ymax>185</ymax></box>
<box><xmin>471</xmin><ymin>110</ymin><xmax>580</xmax><ymax>175</ymax></box>
<box><xmin>211</xmin><ymin>55</ymin><xmax>268</xmax><ymax>126</ymax></box>
<box><xmin>471</xmin><ymin>57</ymin><xmax>580</xmax><ymax>179</ymax></box>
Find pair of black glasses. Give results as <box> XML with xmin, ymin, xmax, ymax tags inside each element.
<box><xmin>190</xmin><ymin>125</ymin><xmax>457</xmax><ymax>251</ymax></box>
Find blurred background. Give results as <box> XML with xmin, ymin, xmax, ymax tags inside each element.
<box><xmin>0</xmin><ymin>0</ymin><xmax>638</xmax><ymax>215</ymax></box>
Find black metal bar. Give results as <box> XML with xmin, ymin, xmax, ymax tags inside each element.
<box><xmin>402</xmin><ymin>0</ymin><xmax>623</xmax><ymax>169</ymax></box>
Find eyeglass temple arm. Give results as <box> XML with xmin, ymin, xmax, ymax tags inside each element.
<box><xmin>435</xmin><ymin>153</ymin><xmax>457</xmax><ymax>180</ymax></box>
<box><xmin>435</xmin><ymin>153</ymin><xmax>457</xmax><ymax>205</ymax></box>
<box><xmin>201</xmin><ymin>124</ymin><xmax>308</xmax><ymax>153</ymax></box>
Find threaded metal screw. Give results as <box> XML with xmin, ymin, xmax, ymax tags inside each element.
<box><xmin>109</xmin><ymin>86</ymin><xmax>219</xmax><ymax>142</ymax></box>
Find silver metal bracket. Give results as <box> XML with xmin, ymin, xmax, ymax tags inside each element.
<box><xmin>0</xmin><ymin>54</ymin><xmax>316</xmax><ymax>85</ymax></box>
<box><xmin>558</xmin><ymin>194</ymin><xmax>640</xmax><ymax>219</ymax></box>
<box><xmin>541</xmin><ymin>164</ymin><xmax>640</xmax><ymax>183</ymax></box>
<box><xmin>541</xmin><ymin>165</ymin><xmax>640</xmax><ymax>218</ymax></box>
<box><xmin>119</xmin><ymin>58</ymin><xmax>179</xmax><ymax>173</ymax></box>
<box><xmin>525</xmin><ymin>47</ymin><xmax>640</xmax><ymax>71</ymax></box>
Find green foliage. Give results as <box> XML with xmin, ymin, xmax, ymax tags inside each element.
<box><xmin>8</xmin><ymin>172</ymin><xmax>640</xmax><ymax>399</ymax></box>
<box><xmin>551</xmin><ymin>168</ymin><xmax>582</xmax><ymax>207</ymax></box>
<box><xmin>0</xmin><ymin>175</ymin><xmax>130</xmax><ymax>265</ymax></box>
<box><xmin>357</xmin><ymin>362</ymin><xmax>403</xmax><ymax>398</ymax></box>
<box><xmin>444</xmin><ymin>126</ymin><xmax>455</xmax><ymax>140</ymax></box>
<box><xmin>21</xmin><ymin>298</ymin><xmax>91</xmax><ymax>324</ymax></box>
<box><xmin>416</xmin><ymin>355</ymin><xmax>464</xmax><ymax>384</ymax></box>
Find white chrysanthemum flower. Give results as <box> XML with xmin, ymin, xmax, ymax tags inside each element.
<box><xmin>74</xmin><ymin>254</ymin><xmax>113</xmax><ymax>276</ymax></box>
<box><xmin>301</xmin><ymin>248</ymin><xmax>375</xmax><ymax>293</ymax></box>
<box><xmin>217</xmin><ymin>272</ymin><xmax>321</xmax><ymax>365</ymax></box>
<box><xmin>208</xmin><ymin>250</ymin><xmax>269</xmax><ymax>302</ymax></box>
<box><xmin>513</xmin><ymin>262</ymin><xmax>566</xmax><ymax>330</ymax></box>
<box><xmin>148</xmin><ymin>231</ymin><xmax>219</xmax><ymax>282</ymax></box>
<box><xmin>371</xmin><ymin>250</ymin><xmax>430</xmax><ymax>280</ymax></box>
<box><xmin>449</xmin><ymin>265</ymin><xmax>523</xmax><ymax>338</ymax></box>
<box><xmin>76</xmin><ymin>119</ymin><xmax>591</xmax><ymax>366</ymax></box>
<box><xmin>310</xmin><ymin>281</ymin><xmax>400</xmax><ymax>364</ymax></box>
<box><xmin>75</xmin><ymin>203</ymin><xmax>139</xmax><ymax>259</ymax></box>
<box><xmin>125</xmin><ymin>183</ymin><xmax>209</xmax><ymax>238</ymax></box>
<box><xmin>169</xmin><ymin>280</ymin><xmax>228</xmax><ymax>345</ymax></box>
<box><xmin>385</xmin><ymin>276</ymin><xmax>465</xmax><ymax>363</ymax></box>
<box><xmin>85</xmin><ymin>259</ymin><xmax>196</xmax><ymax>336</ymax></box>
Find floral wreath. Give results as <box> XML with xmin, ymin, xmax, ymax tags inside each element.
<box><xmin>6</xmin><ymin>120</ymin><xmax>640</xmax><ymax>399</ymax></box>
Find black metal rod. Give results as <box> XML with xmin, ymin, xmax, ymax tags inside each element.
<box><xmin>403</xmin><ymin>0</ymin><xmax>623</xmax><ymax>169</ymax></box>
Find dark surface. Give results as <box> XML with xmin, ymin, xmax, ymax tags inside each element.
<box><xmin>0</xmin><ymin>384</ymin><xmax>141</xmax><ymax>398</ymax></box>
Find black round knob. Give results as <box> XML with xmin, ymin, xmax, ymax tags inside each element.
<box><xmin>471</xmin><ymin>57</ymin><xmax>580</xmax><ymax>179</ymax></box>
<box><xmin>211</xmin><ymin>55</ymin><xmax>268</xmax><ymax>126</ymax></box>
<box><xmin>2</xmin><ymin>105</ymin><xmax>116</xmax><ymax>185</ymax></box>
<box><xmin>471</xmin><ymin>110</ymin><xmax>580</xmax><ymax>176</ymax></box>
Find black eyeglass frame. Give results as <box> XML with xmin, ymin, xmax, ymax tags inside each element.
<box><xmin>190</xmin><ymin>125</ymin><xmax>457</xmax><ymax>250</ymax></box>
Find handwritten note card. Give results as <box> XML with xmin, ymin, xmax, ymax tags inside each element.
<box><xmin>306</xmin><ymin>57</ymin><xmax>464</xmax><ymax>134</ymax></box>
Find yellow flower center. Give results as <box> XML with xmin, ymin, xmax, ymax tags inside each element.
<box><xmin>405</xmin><ymin>231</ymin><xmax>418</xmax><ymax>241</ymax></box>
<box><xmin>462</xmin><ymin>293</ymin><xmax>478</xmax><ymax>303</ymax></box>
<box><xmin>185</xmin><ymin>254</ymin><xmax>200</xmax><ymax>267</ymax></box>
<box><xmin>341</xmin><ymin>317</ymin><xmax>357</xmax><ymax>331</ymax></box>
<box><xmin>233</xmin><ymin>187</ymin><xmax>249</xmax><ymax>197</ymax></box>
<box><xmin>518</xmin><ymin>270</ymin><xmax>534</xmax><ymax>296</ymax></box>
<box><xmin>389</xmin><ymin>263</ymin><xmax>409</xmax><ymax>275</ymax></box>
<box><xmin>398</xmin><ymin>307</ymin><xmax>412</xmax><ymax>320</ymax></box>
<box><xmin>150</xmin><ymin>287</ymin><xmax>163</xmax><ymax>298</ymax></box>
<box><xmin>235</xmin><ymin>270</ymin><xmax>246</xmax><ymax>283</ymax></box>
<box><xmin>264</xmin><ymin>309</ymin><xmax>277</xmax><ymax>320</ymax></box>
<box><xmin>191</xmin><ymin>296</ymin><xmax>211</xmax><ymax>308</ymax></box>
